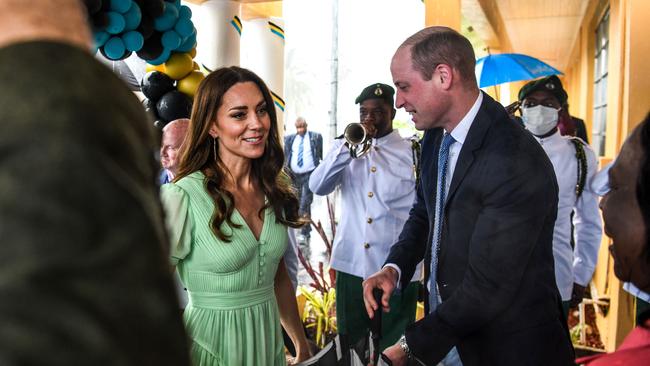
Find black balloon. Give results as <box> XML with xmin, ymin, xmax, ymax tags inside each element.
<box><xmin>137</xmin><ymin>32</ymin><xmax>163</xmax><ymax>61</ymax></box>
<box><xmin>156</xmin><ymin>91</ymin><xmax>192</xmax><ymax>123</ymax></box>
<box><xmin>138</xmin><ymin>14</ymin><xmax>154</xmax><ymax>40</ymax></box>
<box><xmin>92</xmin><ymin>12</ymin><xmax>109</xmax><ymax>28</ymax></box>
<box><xmin>83</xmin><ymin>0</ymin><xmax>102</xmax><ymax>14</ymax></box>
<box><xmin>140</xmin><ymin>0</ymin><xmax>166</xmax><ymax>19</ymax></box>
<box><xmin>153</xmin><ymin>119</ymin><xmax>166</xmax><ymax>129</ymax></box>
<box><xmin>141</xmin><ymin>71</ymin><xmax>175</xmax><ymax>101</ymax></box>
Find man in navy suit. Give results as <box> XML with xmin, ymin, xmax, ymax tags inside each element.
<box><xmin>362</xmin><ymin>26</ymin><xmax>575</xmax><ymax>365</ymax></box>
<box><xmin>284</xmin><ymin>117</ymin><xmax>323</xmax><ymax>240</ymax></box>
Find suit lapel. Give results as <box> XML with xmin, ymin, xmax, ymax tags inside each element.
<box><xmin>446</xmin><ymin>94</ymin><xmax>493</xmax><ymax>202</ymax></box>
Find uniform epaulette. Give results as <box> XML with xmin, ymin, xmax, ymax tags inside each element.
<box><xmin>568</xmin><ymin>137</ymin><xmax>588</xmax><ymax>198</ymax></box>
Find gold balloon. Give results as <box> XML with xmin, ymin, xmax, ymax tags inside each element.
<box><xmin>145</xmin><ymin>63</ymin><xmax>165</xmax><ymax>73</ymax></box>
<box><xmin>189</xmin><ymin>47</ymin><xmax>197</xmax><ymax>59</ymax></box>
<box><xmin>163</xmin><ymin>53</ymin><xmax>194</xmax><ymax>80</ymax></box>
<box><xmin>177</xmin><ymin>71</ymin><xmax>205</xmax><ymax>97</ymax></box>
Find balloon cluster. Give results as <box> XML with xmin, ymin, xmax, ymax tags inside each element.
<box><xmin>86</xmin><ymin>0</ymin><xmax>196</xmax><ymax>64</ymax></box>
<box><xmin>85</xmin><ymin>0</ymin><xmax>205</xmax><ymax>128</ymax></box>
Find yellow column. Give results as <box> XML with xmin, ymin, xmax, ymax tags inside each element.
<box><xmin>423</xmin><ymin>0</ymin><xmax>461</xmax><ymax>30</ymax></box>
<box><xmin>620</xmin><ymin>0</ymin><xmax>650</xmax><ymax>138</ymax></box>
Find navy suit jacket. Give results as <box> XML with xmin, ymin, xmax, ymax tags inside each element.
<box><xmin>284</xmin><ymin>131</ymin><xmax>323</xmax><ymax>172</ymax></box>
<box><xmin>385</xmin><ymin>93</ymin><xmax>575</xmax><ymax>365</ymax></box>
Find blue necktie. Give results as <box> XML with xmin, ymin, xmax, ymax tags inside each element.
<box><xmin>297</xmin><ymin>136</ymin><xmax>304</xmax><ymax>167</ymax></box>
<box><xmin>429</xmin><ymin>132</ymin><xmax>455</xmax><ymax>311</ymax></box>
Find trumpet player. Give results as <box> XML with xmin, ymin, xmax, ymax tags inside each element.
<box><xmin>309</xmin><ymin>83</ymin><xmax>421</xmax><ymax>350</ymax></box>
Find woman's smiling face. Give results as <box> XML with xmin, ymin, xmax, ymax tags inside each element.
<box><xmin>210</xmin><ymin>81</ymin><xmax>271</xmax><ymax>162</ymax></box>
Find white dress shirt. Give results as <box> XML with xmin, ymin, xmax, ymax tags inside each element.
<box><xmin>387</xmin><ymin>92</ymin><xmax>483</xmax><ymax>287</ymax></box>
<box><xmin>309</xmin><ymin>130</ymin><xmax>420</xmax><ymax>280</ymax></box>
<box><xmin>290</xmin><ymin>132</ymin><xmax>316</xmax><ymax>174</ymax></box>
<box><xmin>534</xmin><ymin>130</ymin><xmax>602</xmax><ymax>300</ymax></box>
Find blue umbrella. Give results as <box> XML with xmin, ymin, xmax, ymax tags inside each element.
<box><xmin>475</xmin><ymin>53</ymin><xmax>563</xmax><ymax>88</ymax></box>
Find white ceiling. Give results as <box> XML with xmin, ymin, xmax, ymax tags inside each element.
<box><xmin>495</xmin><ymin>0</ymin><xmax>589</xmax><ymax>71</ymax></box>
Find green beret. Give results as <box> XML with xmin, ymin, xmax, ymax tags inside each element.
<box><xmin>518</xmin><ymin>75</ymin><xmax>568</xmax><ymax>106</ymax></box>
<box><xmin>355</xmin><ymin>83</ymin><xmax>395</xmax><ymax>105</ymax></box>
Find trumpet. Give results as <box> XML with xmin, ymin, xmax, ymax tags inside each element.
<box><xmin>344</xmin><ymin>123</ymin><xmax>372</xmax><ymax>159</ymax></box>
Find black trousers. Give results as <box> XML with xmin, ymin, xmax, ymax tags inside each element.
<box><xmin>291</xmin><ymin>170</ymin><xmax>314</xmax><ymax>236</ymax></box>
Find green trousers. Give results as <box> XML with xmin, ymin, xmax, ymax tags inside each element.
<box><xmin>335</xmin><ymin>271</ymin><xmax>418</xmax><ymax>351</ymax></box>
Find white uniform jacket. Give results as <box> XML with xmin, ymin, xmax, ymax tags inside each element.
<box><xmin>309</xmin><ymin>130</ymin><xmax>421</xmax><ymax>281</ymax></box>
<box><xmin>535</xmin><ymin>130</ymin><xmax>602</xmax><ymax>300</ymax></box>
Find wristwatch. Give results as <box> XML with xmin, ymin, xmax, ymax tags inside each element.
<box><xmin>398</xmin><ymin>335</ymin><xmax>412</xmax><ymax>359</ymax></box>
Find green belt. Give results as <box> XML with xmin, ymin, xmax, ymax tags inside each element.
<box><xmin>188</xmin><ymin>285</ymin><xmax>274</xmax><ymax>310</ymax></box>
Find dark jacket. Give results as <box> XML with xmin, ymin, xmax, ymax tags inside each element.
<box><xmin>0</xmin><ymin>41</ymin><xmax>190</xmax><ymax>365</ymax></box>
<box><xmin>385</xmin><ymin>93</ymin><xmax>575</xmax><ymax>365</ymax></box>
<box><xmin>284</xmin><ymin>131</ymin><xmax>323</xmax><ymax>172</ymax></box>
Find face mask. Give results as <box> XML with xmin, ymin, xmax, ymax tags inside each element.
<box><xmin>521</xmin><ymin>105</ymin><xmax>559</xmax><ymax>136</ymax></box>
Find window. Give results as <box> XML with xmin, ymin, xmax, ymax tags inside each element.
<box><xmin>592</xmin><ymin>9</ymin><xmax>609</xmax><ymax>155</ymax></box>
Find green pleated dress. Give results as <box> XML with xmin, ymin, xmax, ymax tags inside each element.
<box><xmin>161</xmin><ymin>171</ymin><xmax>288</xmax><ymax>366</ymax></box>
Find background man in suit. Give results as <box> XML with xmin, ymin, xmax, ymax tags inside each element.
<box><xmin>0</xmin><ymin>0</ymin><xmax>189</xmax><ymax>364</ymax></box>
<box><xmin>362</xmin><ymin>26</ymin><xmax>574</xmax><ymax>365</ymax></box>
<box><xmin>160</xmin><ymin>118</ymin><xmax>190</xmax><ymax>184</ymax></box>
<box><xmin>284</xmin><ymin>117</ymin><xmax>323</xmax><ymax>240</ymax></box>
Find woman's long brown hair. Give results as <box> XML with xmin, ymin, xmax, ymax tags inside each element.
<box><xmin>175</xmin><ymin>66</ymin><xmax>302</xmax><ymax>241</ymax></box>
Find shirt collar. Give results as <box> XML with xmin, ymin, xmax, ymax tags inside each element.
<box><xmin>446</xmin><ymin>92</ymin><xmax>482</xmax><ymax>144</ymax></box>
<box><xmin>374</xmin><ymin>129</ymin><xmax>401</xmax><ymax>146</ymax></box>
<box><xmin>533</xmin><ymin>129</ymin><xmax>562</xmax><ymax>144</ymax></box>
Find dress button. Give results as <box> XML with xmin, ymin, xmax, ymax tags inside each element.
<box><xmin>367</xmin><ymin>217</ymin><xmax>373</xmax><ymax>224</ymax></box>
<box><xmin>368</xmin><ymin>192</ymin><xmax>374</xmax><ymax>198</ymax></box>
<box><xmin>370</xmin><ymin>166</ymin><xmax>377</xmax><ymax>173</ymax></box>
<box><xmin>259</xmin><ymin>271</ymin><xmax>264</xmax><ymax>276</ymax></box>
<box><xmin>260</xmin><ymin>260</ymin><xmax>265</xmax><ymax>266</ymax></box>
<box><xmin>259</xmin><ymin>252</ymin><xmax>265</xmax><ymax>257</ymax></box>
<box><xmin>364</xmin><ymin>242</ymin><xmax>370</xmax><ymax>249</ymax></box>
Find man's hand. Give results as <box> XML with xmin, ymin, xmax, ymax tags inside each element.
<box><xmin>569</xmin><ymin>283</ymin><xmax>586</xmax><ymax>308</ymax></box>
<box><xmin>362</xmin><ymin>267</ymin><xmax>398</xmax><ymax>318</ymax></box>
<box><xmin>382</xmin><ymin>343</ymin><xmax>408</xmax><ymax>366</ymax></box>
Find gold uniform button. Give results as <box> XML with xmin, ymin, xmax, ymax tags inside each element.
<box><xmin>367</xmin><ymin>218</ymin><xmax>373</xmax><ymax>224</ymax></box>
<box><xmin>364</xmin><ymin>242</ymin><xmax>370</xmax><ymax>249</ymax></box>
<box><xmin>368</xmin><ymin>192</ymin><xmax>374</xmax><ymax>198</ymax></box>
<box><xmin>370</xmin><ymin>166</ymin><xmax>377</xmax><ymax>173</ymax></box>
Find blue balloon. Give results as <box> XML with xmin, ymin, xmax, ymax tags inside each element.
<box><xmin>179</xmin><ymin>5</ymin><xmax>192</xmax><ymax>19</ymax></box>
<box><xmin>123</xmin><ymin>2</ymin><xmax>142</xmax><ymax>31</ymax></box>
<box><xmin>94</xmin><ymin>31</ymin><xmax>110</xmax><ymax>47</ymax></box>
<box><xmin>174</xmin><ymin>17</ymin><xmax>194</xmax><ymax>38</ymax></box>
<box><xmin>123</xmin><ymin>31</ymin><xmax>144</xmax><ymax>52</ymax></box>
<box><xmin>104</xmin><ymin>37</ymin><xmax>126</xmax><ymax>60</ymax></box>
<box><xmin>153</xmin><ymin>4</ymin><xmax>179</xmax><ymax>32</ymax></box>
<box><xmin>110</xmin><ymin>0</ymin><xmax>132</xmax><ymax>14</ymax></box>
<box><xmin>148</xmin><ymin>48</ymin><xmax>171</xmax><ymax>66</ymax></box>
<box><xmin>176</xmin><ymin>30</ymin><xmax>196</xmax><ymax>53</ymax></box>
<box><xmin>161</xmin><ymin>30</ymin><xmax>181</xmax><ymax>50</ymax></box>
<box><xmin>105</xmin><ymin>12</ymin><xmax>126</xmax><ymax>35</ymax></box>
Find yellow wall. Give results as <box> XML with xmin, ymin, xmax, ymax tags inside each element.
<box><xmin>424</xmin><ymin>0</ymin><xmax>461</xmax><ymax>30</ymax></box>
<box><xmin>563</xmin><ymin>0</ymin><xmax>650</xmax><ymax>351</ymax></box>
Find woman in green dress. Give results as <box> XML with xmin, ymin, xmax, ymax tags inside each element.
<box><xmin>161</xmin><ymin>66</ymin><xmax>311</xmax><ymax>365</ymax></box>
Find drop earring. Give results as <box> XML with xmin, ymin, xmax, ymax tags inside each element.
<box><xmin>213</xmin><ymin>137</ymin><xmax>218</xmax><ymax>161</ymax></box>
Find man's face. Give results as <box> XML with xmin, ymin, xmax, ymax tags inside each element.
<box><xmin>295</xmin><ymin>120</ymin><xmax>307</xmax><ymax>136</ymax></box>
<box><xmin>160</xmin><ymin>125</ymin><xmax>186</xmax><ymax>174</ymax></box>
<box><xmin>391</xmin><ymin>46</ymin><xmax>448</xmax><ymax>130</ymax></box>
<box><xmin>600</xmin><ymin>129</ymin><xmax>648</xmax><ymax>286</ymax></box>
<box><xmin>359</xmin><ymin>98</ymin><xmax>394</xmax><ymax>138</ymax></box>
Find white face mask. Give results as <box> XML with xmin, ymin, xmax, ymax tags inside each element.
<box><xmin>521</xmin><ymin>105</ymin><xmax>559</xmax><ymax>136</ymax></box>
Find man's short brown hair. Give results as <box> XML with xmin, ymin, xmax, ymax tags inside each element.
<box><xmin>401</xmin><ymin>26</ymin><xmax>477</xmax><ymax>88</ymax></box>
